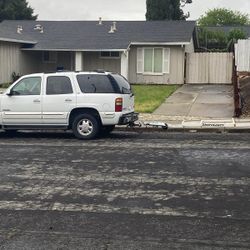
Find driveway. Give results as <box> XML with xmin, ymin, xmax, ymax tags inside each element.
<box><xmin>154</xmin><ymin>85</ymin><xmax>234</xmax><ymax>119</ymax></box>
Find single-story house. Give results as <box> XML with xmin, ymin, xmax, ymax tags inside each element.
<box><xmin>0</xmin><ymin>20</ymin><xmax>196</xmax><ymax>85</ymax></box>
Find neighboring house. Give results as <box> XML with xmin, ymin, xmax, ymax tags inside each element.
<box><xmin>0</xmin><ymin>20</ymin><xmax>196</xmax><ymax>85</ymax></box>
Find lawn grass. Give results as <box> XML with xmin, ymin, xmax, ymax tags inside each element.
<box><xmin>132</xmin><ymin>84</ymin><xmax>179</xmax><ymax>113</ymax></box>
<box><xmin>0</xmin><ymin>82</ymin><xmax>12</xmax><ymax>88</ymax></box>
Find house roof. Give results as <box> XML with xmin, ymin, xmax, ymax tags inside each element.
<box><xmin>204</xmin><ymin>26</ymin><xmax>250</xmax><ymax>38</ymax></box>
<box><xmin>0</xmin><ymin>20</ymin><xmax>196</xmax><ymax>51</ymax></box>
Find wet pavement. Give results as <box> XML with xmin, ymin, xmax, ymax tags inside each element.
<box><xmin>0</xmin><ymin>130</ymin><xmax>250</xmax><ymax>249</ymax></box>
<box><xmin>154</xmin><ymin>84</ymin><xmax>234</xmax><ymax>119</ymax></box>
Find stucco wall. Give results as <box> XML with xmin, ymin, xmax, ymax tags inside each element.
<box><xmin>37</xmin><ymin>51</ymin><xmax>73</xmax><ymax>72</ymax></box>
<box><xmin>128</xmin><ymin>45</ymin><xmax>185</xmax><ymax>84</ymax></box>
<box><xmin>83</xmin><ymin>52</ymin><xmax>121</xmax><ymax>73</ymax></box>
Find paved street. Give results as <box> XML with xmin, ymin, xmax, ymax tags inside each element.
<box><xmin>0</xmin><ymin>130</ymin><xmax>250</xmax><ymax>249</ymax></box>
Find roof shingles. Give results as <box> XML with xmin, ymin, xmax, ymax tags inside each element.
<box><xmin>0</xmin><ymin>20</ymin><xmax>196</xmax><ymax>50</ymax></box>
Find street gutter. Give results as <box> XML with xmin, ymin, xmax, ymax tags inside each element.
<box><xmin>117</xmin><ymin>118</ymin><xmax>250</xmax><ymax>133</ymax></box>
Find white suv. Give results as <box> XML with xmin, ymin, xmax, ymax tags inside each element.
<box><xmin>0</xmin><ymin>71</ymin><xmax>138</xmax><ymax>139</ymax></box>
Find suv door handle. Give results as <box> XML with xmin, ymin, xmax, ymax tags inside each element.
<box><xmin>33</xmin><ymin>99</ymin><xmax>40</xmax><ymax>103</ymax></box>
<box><xmin>65</xmin><ymin>99</ymin><xmax>72</xmax><ymax>102</ymax></box>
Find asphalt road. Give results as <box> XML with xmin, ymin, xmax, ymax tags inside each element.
<box><xmin>0</xmin><ymin>130</ymin><xmax>250</xmax><ymax>249</ymax></box>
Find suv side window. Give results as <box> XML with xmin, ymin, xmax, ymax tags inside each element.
<box><xmin>46</xmin><ymin>76</ymin><xmax>73</xmax><ymax>95</ymax></box>
<box><xmin>11</xmin><ymin>77</ymin><xmax>41</xmax><ymax>96</ymax></box>
<box><xmin>76</xmin><ymin>74</ymin><xmax>117</xmax><ymax>93</ymax></box>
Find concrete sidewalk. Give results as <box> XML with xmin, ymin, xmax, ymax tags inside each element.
<box><xmin>154</xmin><ymin>84</ymin><xmax>234</xmax><ymax>119</ymax></box>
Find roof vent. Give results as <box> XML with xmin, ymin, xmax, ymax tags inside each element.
<box><xmin>109</xmin><ymin>25</ymin><xmax>115</xmax><ymax>34</ymax></box>
<box><xmin>34</xmin><ymin>24</ymin><xmax>44</xmax><ymax>33</ymax></box>
<box><xmin>112</xmin><ymin>21</ymin><xmax>117</xmax><ymax>31</ymax></box>
<box><xmin>17</xmin><ymin>25</ymin><xmax>23</xmax><ymax>34</ymax></box>
<box><xmin>98</xmin><ymin>17</ymin><xmax>102</xmax><ymax>25</ymax></box>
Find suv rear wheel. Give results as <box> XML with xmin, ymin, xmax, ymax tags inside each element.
<box><xmin>72</xmin><ymin>114</ymin><xmax>100</xmax><ymax>140</ymax></box>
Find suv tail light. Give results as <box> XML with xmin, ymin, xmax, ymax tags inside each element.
<box><xmin>115</xmin><ymin>98</ymin><xmax>123</xmax><ymax>112</ymax></box>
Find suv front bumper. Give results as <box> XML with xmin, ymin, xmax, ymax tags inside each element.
<box><xmin>118</xmin><ymin>112</ymin><xmax>139</xmax><ymax>125</ymax></box>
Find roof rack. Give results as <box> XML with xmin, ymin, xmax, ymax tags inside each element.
<box><xmin>93</xmin><ymin>69</ymin><xmax>106</xmax><ymax>73</ymax></box>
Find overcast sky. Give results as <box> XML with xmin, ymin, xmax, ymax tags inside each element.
<box><xmin>28</xmin><ymin>0</ymin><xmax>250</xmax><ymax>21</ymax></box>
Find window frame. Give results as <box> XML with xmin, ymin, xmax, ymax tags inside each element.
<box><xmin>100</xmin><ymin>51</ymin><xmax>120</xmax><ymax>59</ymax></box>
<box><xmin>46</xmin><ymin>76</ymin><xmax>73</xmax><ymax>95</ymax></box>
<box><xmin>11</xmin><ymin>77</ymin><xmax>42</xmax><ymax>96</ymax></box>
<box><xmin>137</xmin><ymin>47</ymin><xmax>170</xmax><ymax>75</ymax></box>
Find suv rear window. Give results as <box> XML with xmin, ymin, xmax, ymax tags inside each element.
<box><xmin>110</xmin><ymin>74</ymin><xmax>132</xmax><ymax>94</ymax></box>
<box><xmin>77</xmin><ymin>74</ymin><xmax>117</xmax><ymax>93</ymax></box>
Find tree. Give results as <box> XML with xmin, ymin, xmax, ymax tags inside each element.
<box><xmin>198</xmin><ymin>8</ymin><xmax>250</xmax><ymax>26</ymax></box>
<box><xmin>198</xmin><ymin>27</ymin><xmax>247</xmax><ymax>51</ymax></box>
<box><xmin>146</xmin><ymin>0</ymin><xmax>192</xmax><ymax>21</ymax></box>
<box><xmin>227</xmin><ymin>28</ymin><xmax>247</xmax><ymax>42</ymax></box>
<box><xmin>0</xmin><ymin>0</ymin><xmax>37</xmax><ymax>22</ymax></box>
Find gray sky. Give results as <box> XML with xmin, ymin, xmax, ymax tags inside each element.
<box><xmin>28</xmin><ymin>0</ymin><xmax>250</xmax><ymax>21</ymax></box>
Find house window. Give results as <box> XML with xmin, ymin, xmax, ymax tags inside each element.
<box><xmin>137</xmin><ymin>48</ymin><xmax>170</xmax><ymax>74</ymax></box>
<box><xmin>100</xmin><ymin>51</ymin><xmax>120</xmax><ymax>58</ymax></box>
<box><xmin>43</xmin><ymin>51</ymin><xmax>57</xmax><ymax>63</ymax></box>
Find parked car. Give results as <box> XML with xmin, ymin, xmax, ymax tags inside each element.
<box><xmin>0</xmin><ymin>71</ymin><xmax>138</xmax><ymax>139</ymax></box>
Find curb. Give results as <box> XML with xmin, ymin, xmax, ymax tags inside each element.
<box><xmin>116</xmin><ymin>118</ymin><xmax>250</xmax><ymax>133</ymax></box>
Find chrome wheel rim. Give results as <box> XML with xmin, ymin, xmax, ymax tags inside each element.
<box><xmin>77</xmin><ymin>119</ymin><xmax>94</xmax><ymax>136</ymax></box>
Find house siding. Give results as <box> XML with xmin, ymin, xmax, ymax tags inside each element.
<box><xmin>83</xmin><ymin>52</ymin><xmax>121</xmax><ymax>73</ymax></box>
<box><xmin>128</xmin><ymin>45</ymin><xmax>185</xmax><ymax>84</ymax></box>
<box><xmin>20</xmin><ymin>51</ymin><xmax>40</xmax><ymax>75</ymax></box>
<box><xmin>0</xmin><ymin>45</ymin><xmax>75</xmax><ymax>84</ymax></box>
<box><xmin>0</xmin><ymin>41</ymin><xmax>21</xmax><ymax>83</ymax></box>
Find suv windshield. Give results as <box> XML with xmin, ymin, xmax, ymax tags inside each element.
<box><xmin>110</xmin><ymin>74</ymin><xmax>132</xmax><ymax>94</ymax></box>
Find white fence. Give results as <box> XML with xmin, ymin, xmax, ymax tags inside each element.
<box><xmin>235</xmin><ymin>39</ymin><xmax>250</xmax><ymax>72</ymax></box>
<box><xmin>186</xmin><ymin>53</ymin><xmax>233</xmax><ymax>84</ymax></box>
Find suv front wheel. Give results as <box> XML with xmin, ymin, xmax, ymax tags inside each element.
<box><xmin>72</xmin><ymin>114</ymin><xmax>100</xmax><ymax>140</ymax></box>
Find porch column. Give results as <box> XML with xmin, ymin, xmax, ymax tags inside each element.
<box><xmin>120</xmin><ymin>50</ymin><xmax>129</xmax><ymax>79</ymax></box>
<box><xmin>75</xmin><ymin>51</ymin><xmax>83</xmax><ymax>71</ymax></box>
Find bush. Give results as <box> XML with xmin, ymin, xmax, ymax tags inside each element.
<box><xmin>0</xmin><ymin>82</ymin><xmax>12</xmax><ymax>88</ymax></box>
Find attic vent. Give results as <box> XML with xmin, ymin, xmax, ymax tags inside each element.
<box><xmin>34</xmin><ymin>24</ymin><xmax>44</xmax><ymax>33</ymax></box>
<box><xmin>109</xmin><ymin>26</ymin><xmax>114</xmax><ymax>33</ymax></box>
<box><xmin>98</xmin><ymin>17</ymin><xmax>102</xmax><ymax>25</ymax></box>
<box><xmin>17</xmin><ymin>25</ymin><xmax>23</xmax><ymax>34</ymax></box>
<box><xmin>112</xmin><ymin>21</ymin><xmax>117</xmax><ymax>31</ymax></box>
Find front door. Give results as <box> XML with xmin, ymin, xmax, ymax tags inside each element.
<box><xmin>1</xmin><ymin>76</ymin><xmax>42</xmax><ymax>125</ymax></box>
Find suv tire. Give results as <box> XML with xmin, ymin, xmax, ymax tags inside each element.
<box><xmin>72</xmin><ymin>114</ymin><xmax>100</xmax><ymax>140</ymax></box>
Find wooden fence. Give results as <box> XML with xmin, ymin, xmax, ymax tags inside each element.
<box><xmin>186</xmin><ymin>53</ymin><xmax>233</xmax><ymax>84</ymax></box>
<box><xmin>235</xmin><ymin>40</ymin><xmax>250</xmax><ymax>73</ymax></box>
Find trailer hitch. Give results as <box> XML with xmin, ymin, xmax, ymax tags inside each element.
<box><xmin>127</xmin><ymin>121</ymin><xmax>168</xmax><ymax>130</ymax></box>
<box><xmin>144</xmin><ymin>121</ymin><xmax>168</xmax><ymax>129</ymax></box>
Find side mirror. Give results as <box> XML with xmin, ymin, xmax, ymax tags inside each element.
<box><xmin>6</xmin><ymin>89</ymin><xmax>14</xmax><ymax>96</ymax></box>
